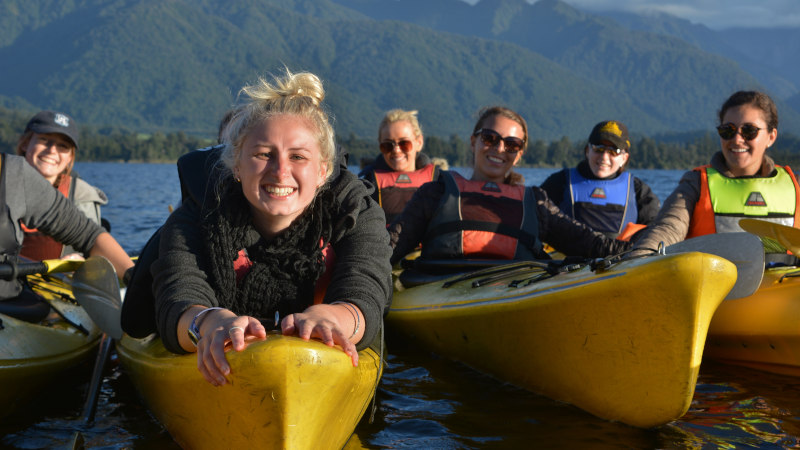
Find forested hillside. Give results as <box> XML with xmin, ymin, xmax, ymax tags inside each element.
<box><xmin>2</xmin><ymin>0</ymin><xmax>799</xmax><ymax>150</ymax></box>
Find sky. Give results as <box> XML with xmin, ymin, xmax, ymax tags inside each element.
<box><xmin>547</xmin><ymin>0</ymin><xmax>800</xmax><ymax>30</ymax></box>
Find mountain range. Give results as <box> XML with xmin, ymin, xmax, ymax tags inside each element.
<box><xmin>1</xmin><ymin>0</ymin><xmax>798</xmax><ymax>143</ymax></box>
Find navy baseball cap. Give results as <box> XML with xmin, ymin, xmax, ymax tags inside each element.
<box><xmin>24</xmin><ymin>110</ymin><xmax>79</xmax><ymax>149</ymax></box>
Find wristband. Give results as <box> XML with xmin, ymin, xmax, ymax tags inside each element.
<box><xmin>188</xmin><ymin>307</ymin><xmax>224</xmax><ymax>346</ymax></box>
<box><xmin>331</xmin><ymin>301</ymin><xmax>360</xmax><ymax>340</ymax></box>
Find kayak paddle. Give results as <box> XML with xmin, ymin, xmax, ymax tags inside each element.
<box><xmin>739</xmin><ymin>218</ymin><xmax>800</xmax><ymax>256</ymax></box>
<box><xmin>0</xmin><ymin>258</ymin><xmax>84</xmax><ymax>280</ymax></box>
<box><xmin>72</xmin><ymin>256</ymin><xmax>124</xmax><ymax>340</ymax></box>
<box><xmin>663</xmin><ymin>232</ymin><xmax>764</xmax><ymax>300</ymax></box>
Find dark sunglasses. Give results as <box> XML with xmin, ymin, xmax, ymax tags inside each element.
<box><xmin>716</xmin><ymin>123</ymin><xmax>764</xmax><ymax>141</ymax></box>
<box><xmin>473</xmin><ymin>128</ymin><xmax>524</xmax><ymax>154</ymax></box>
<box><xmin>590</xmin><ymin>144</ymin><xmax>625</xmax><ymax>157</ymax></box>
<box><xmin>379</xmin><ymin>139</ymin><xmax>414</xmax><ymax>153</ymax></box>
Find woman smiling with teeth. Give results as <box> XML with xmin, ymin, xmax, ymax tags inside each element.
<box><xmin>143</xmin><ymin>69</ymin><xmax>392</xmax><ymax>386</ymax></box>
<box><xmin>632</xmin><ymin>90</ymin><xmax>799</xmax><ymax>257</ymax></box>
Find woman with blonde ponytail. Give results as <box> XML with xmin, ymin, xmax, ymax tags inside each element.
<box><xmin>144</xmin><ymin>69</ymin><xmax>392</xmax><ymax>385</ymax></box>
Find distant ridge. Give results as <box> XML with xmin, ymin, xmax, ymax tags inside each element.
<box><xmin>0</xmin><ymin>0</ymin><xmax>798</xmax><ymax>141</ymax></box>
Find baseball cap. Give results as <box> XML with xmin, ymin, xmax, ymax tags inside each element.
<box><xmin>588</xmin><ymin>120</ymin><xmax>629</xmax><ymax>152</ymax></box>
<box><xmin>24</xmin><ymin>111</ymin><xmax>79</xmax><ymax>149</ymax></box>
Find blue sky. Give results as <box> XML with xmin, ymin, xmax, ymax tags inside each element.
<box><xmin>549</xmin><ymin>0</ymin><xmax>800</xmax><ymax>29</ymax></box>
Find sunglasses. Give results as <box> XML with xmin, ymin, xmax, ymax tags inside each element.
<box><xmin>473</xmin><ymin>128</ymin><xmax>525</xmax><ymax>154</ymax></box>
<box><xmin>379</xmin><ymin>139</ymin><xmax>414</xmax><ymax>153</ymax></box>
<box><xmin>716</xmin><ymin>123</ymin><xmax>764</xmax><ymax>141</ymax></box>
<box><xmin>590</xmin><ymin>144</ymin><xmax>626</xmax><ymax>157</ymax></box>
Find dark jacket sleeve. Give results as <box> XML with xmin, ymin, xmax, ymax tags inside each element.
<box><xmin>388</xmin><ymin>180</ymin><xmax>443</xmax><ymax>266</ymax></box>
<box><xmin>324</xmin><ymin>171</ymin><xmax>393</xmax><ymax>350</ymax></box>
<box><xmin>539</xmin><ymin>168</ymin><xmax>568</xmax><ymax>208</ymax></box>
<box><xmin>359</xmin><ymin>167</ymin><xmax>380</xmax><ymax>205</ymax></box>
<box><xmin>151</xmin><ymin>200</ymin><xmax>217</xmax><ymax>354</ymax></box>
<box><xmin>20</xmin><ymin>161</ymin><xmax>104</xmax><ymax>254</ymax></box>
<box><xmin>533</xmin><ymin>187</ymin><xmax>632</xmax><ymax>257</ymax></box>
<box><xmin>633</xmin><ymin>177</ymin><xmax>661</xmax><ymax>225</ymax></box>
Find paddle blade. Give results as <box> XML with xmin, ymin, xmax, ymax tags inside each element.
<box><xmin>72</xmin><ymin>256</ymin><xmax>123</xmax><ymax>339</ymax></box>
<box><xmin>739</xmin><ymin>218</ymin><xmax>800</xmax><ymax>256</ymax></box>
<box><xmin>664</xmin><ymin>232</ymin><xmax>764</xmax><ymax>300</ymax></box>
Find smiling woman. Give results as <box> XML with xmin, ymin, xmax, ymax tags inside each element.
<box><xmin>137</xmin><ymin>68</ymin><xmax>393</xmax><ymax>386</ymax></box>
<box><xmin>15</xmin><ymin>110</ymin><xmax>109</xmax><ymax>260</ymax></box>
<box><xmin>632</xmin><ymin>90</ymin><xmax>799</xmax><ymax>261</ymax></box>
<box><xmin>539</xmin><ymin>120</ymin><xmax>661</xmax><ymax>239</ymax></box>
<box><xmin>359</xmin><ymin>109</ymin><xmax>442</xmax><ymax>225</ymax></box>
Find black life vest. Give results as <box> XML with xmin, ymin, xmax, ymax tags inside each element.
<box><xmin>422</xmin><ymin>171</ymin><xmax>542</xmax><ymax>260</ymax></box>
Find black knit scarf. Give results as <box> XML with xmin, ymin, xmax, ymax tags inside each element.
<box><xmin>201</xmin><ymin>179</ymin><xmax>334</xmax><ymax>321</ymax></box>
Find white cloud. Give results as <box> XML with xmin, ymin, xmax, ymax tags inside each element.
<box><xmin>555</xmin><ymin>0</ymin><xmax>800</xmax><ymax>29</ymax></box>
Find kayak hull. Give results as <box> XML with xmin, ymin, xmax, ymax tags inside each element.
<box><xmin>117</xmin><ymin>333</ymin><xmax>381</xmax><ymax>450</ymax></box>
<box><xmin>705</xmin><ymin>266</ymin><xmax>800</xmax><ymax>376</ymax></box>
<box><xmin>0</xmin><ymin>274</ymin><xmax>102</xmax><ymax>418</ymax></box>
<box><xmin>388</xmin><ymin>252</ymin><xmax>736</xmax><ymax>428</ymax></box>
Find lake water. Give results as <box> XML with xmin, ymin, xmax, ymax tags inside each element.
<box><xmin>4</xmin><ymin>162</ymin><xmax>800</xmax><ymax>449</ymax></box>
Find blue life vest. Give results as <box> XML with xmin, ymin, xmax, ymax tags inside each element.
<box><xmin>560</xmin><ymin>168</ymin><xmax>637</xmax><ymax>236</ymax></box>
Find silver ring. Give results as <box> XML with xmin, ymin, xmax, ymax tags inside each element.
<box><xmin>228</xmin><ymin>326</ymin><xmax>244</xmax><ymax>335</ymax></box>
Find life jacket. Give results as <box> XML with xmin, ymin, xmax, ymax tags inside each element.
<box><xmin>19</xmin><ymin>175</ymin><xmax>75</xmax><ymax>260</ymax></box>
<box><xmin>687</xmin><ymin>165</ymin><xmax>800</xmax><ymax>238</ymax></box>
<box><xmin>0</xmin><ymin>154</ymin><xmax>25</xmax><ymax>299</ymax></box>
<box><xmin>371</xmin><ymin>164</ymin><xmax>438</xmax><ymax>224</ymax></box>
<box><xmin>422</xmin><ymin>171</ymin><xmax>541</xmax><ymax>260</ymax></box>
<box><xmin>233</xmin><ymin>240</ymin><xmax>336</xmax><ymax>305</ymax></box>
<box><xmin>560</xmin><ymin>168</ymin><xmax>638</xmax><ymax>238</ymax></box>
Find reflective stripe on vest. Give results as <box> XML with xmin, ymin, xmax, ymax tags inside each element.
<box><xmin>20</xmin><ymin>175</ymin><xmax>73</xmax><ymax>260</ymax></box>
<box><xmin>422</xmin><ymin>171</ymin><xmax>541</xmax><ymax>260</ymax></box>
<box><xmin>373</xmin><ymin>164</ymin><xmax>437</xmax><ymax>224</ymax></box>
<box><xmin>688</xmin><ymin>165</ymin><xmax>800</xmax><ymax>238</ymax></box>
<box><xmin>561</xmin><ymin>168</ymin><xmax>637</xmax><ymax>235</ymax></box>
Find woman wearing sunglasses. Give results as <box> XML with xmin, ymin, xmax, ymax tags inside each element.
<box><xmin>632</xmin><ymin>90</ymin><xmax>798</xmax><ymax>253</ymax></box>
<box><xmin>540</xmin><ymin>120</ymin><xmax>660</xmax><ymax>240</ymax></box>
<box><xmin>359</xmin><ymin>109</ymin><xmax>441</xmax><ymax>224</ymax></box>
<box><xmin>388</xmin><ymin>106</ymin><xmax>630</xmax><ymax>265</ymax></box>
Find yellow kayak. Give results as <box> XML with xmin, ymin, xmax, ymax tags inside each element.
<box><xmin>0</xmin><ymin>273</ymin><xmax>102</xmax><ymax>418</ymax></box>
<box><xmin>705</xmin><ymin>265</ymin><xmax>800</xmax><ymax>376</ymax></box>
<box><xmin>388</xmin><ymin>252</ymin><xmax>736</xmax><ymax>428</ymax></box>
<box><xmin>116</xmin><ymin>333</ymin><xmax>382</xmax><ymax>449</ymax></box>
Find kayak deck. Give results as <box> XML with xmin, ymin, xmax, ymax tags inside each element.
<box><xmin>0</xmin><ymin>273</ymin><xmax>102</xmax><ymax>418</ymax></box>
<box><xmin>117</xmin><ymin>333</ymin><xmax>382</xmax><ymax>449</ymax></box>
<box><xmin>705</xmin><ymin>265</ymin><xmax>800</xmax><ymax>376</ymax></box>
<box><xmin>388</xmin><ymin>252</ymin><xmax>736</xmax><ymax>428</ymax></box>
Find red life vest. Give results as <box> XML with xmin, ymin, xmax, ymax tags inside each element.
<box><xmin>20</xmin><ymin>175</ymin><xmax>73</xmax><ymax>260</ymax></box>
<box><xmin>423</xmin><ymin>171</ymin><xmax>541</xmax><ymax>260</ymax></box>
<box><xmin>233</xmin><ymin>239</ymin><xmax>335</xmax><ymax>305</ymax></box>
<box><xmin>373</xmin><ymin>164</ymin><xmax>438</xmax><ymax>224</ymax></box>
<box><xmin>687</xmin><ymin>164</ymin><xmax>800</xmax><ymax>238</ymax></box>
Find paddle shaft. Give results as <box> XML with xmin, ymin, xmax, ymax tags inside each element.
<box><xmin>81</xmin><ymin>334</ymin><xmax>113</xmax><ymax>423</ymax></box>
<box><xmin>0</xmin><ymin>259</ymin><xmax>83</xmax><ymax>280</ymax></box>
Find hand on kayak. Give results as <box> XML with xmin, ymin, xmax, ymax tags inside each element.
<box><xmin>282</xmin><ymin>303</ymin><xmax>363</xmax><ymax>367</ymax></box>
<box><xmin>196</xmin><ymin>312</ymin><xmax>267</xmax><ymax>387</ymax></box>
